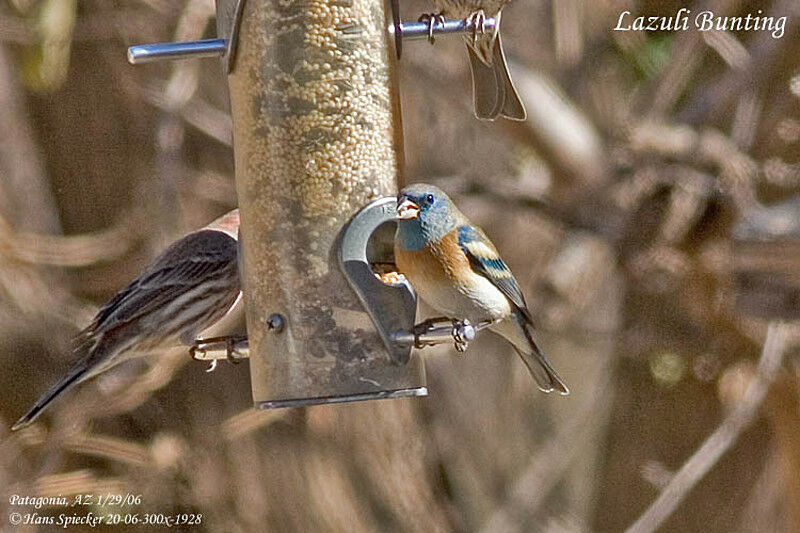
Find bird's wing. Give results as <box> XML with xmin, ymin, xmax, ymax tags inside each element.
<box><xmin>88</xmin><ymin>230</ymin><xmax>238</xmax><ymax>334</ymax></box>
<box><xmin>457</xmin><ymin>224</ymin><xmax>534</xmax><ymax>324</ymax></box>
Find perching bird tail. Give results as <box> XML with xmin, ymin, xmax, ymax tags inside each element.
<box><xmin>466</xmin><ymin>32</ymin><xmax>526</xmax><ymax>121</ymax></box>
<box><xmin>507</xmin><ymin>310</ymin><xmax>569</xmax><ymax>395</ymax></box>
<box><xmin>12</xmin><ymin>360</ymin><xmax>91</xmax><ymax>430</ymax></box>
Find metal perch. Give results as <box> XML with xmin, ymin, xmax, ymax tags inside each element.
<box><xmin>127</xmin><ymin>17</ymin><xmax>496</xmax><ymax>64</ymax></box>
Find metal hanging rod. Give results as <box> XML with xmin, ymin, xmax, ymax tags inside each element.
<box><xmin>391</xmin><ymin>17</ymin><xmax>496</xmax><ymax>41</ymax></box>
<box><xmin>190</xmin><ymin>316</ymin><xmax>493</xmax><ymax>371</ymax></box>
<box><xmin>127</xmin><ymin>38</ymin><xmax>227</xmax><ymax>64</ymax></box>
<box><xmin>126</xmin><ymin>17</ymin><xmax>496</xmax><ymax>65</ymax></box>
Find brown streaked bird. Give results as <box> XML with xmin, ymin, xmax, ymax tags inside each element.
<box><xmin>12</xmin><ymin>210</ymin><xmax>242</xmax><ymax>430</ymax></box>
<box><xmin>425</xmin><ymin>0</ymin><xmax>526</xmax><ymax>121</ymax></box>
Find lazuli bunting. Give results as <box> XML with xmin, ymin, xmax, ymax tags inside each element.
<box><xmin>13</xmin><ymin>210</ymin><xmax>242</xmax><ymax>430</ymax></box>
<box><xmin>394</xmin><ymin>184</ymin><xmax>568</xmax><ymax>394</ymax></box>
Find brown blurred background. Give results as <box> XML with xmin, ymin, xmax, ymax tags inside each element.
<box><xmin>1</xmin><ymin>0</ymin><xmax>800</xmax><ymax>531</ymax></box>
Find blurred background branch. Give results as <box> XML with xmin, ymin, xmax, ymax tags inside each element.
<box><xmin>626</xmin><ymin>322</ymin><xmax>792</xmax><ymax>533</ymax></box>
<box><xmin>0</xmin><ymin>0</ymin><xmax>798</xmax><ymax>531</ymax></box>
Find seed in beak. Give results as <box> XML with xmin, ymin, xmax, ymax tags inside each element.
<box><xmin>397</xmin><ymin>198</ymin><xmax>420</xmax><ymax>220</ymax></box>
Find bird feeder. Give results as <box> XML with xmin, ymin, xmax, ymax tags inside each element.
<box><xmin>226</xmin><ymin>0</ymin><xmax>434</xmax><ymax>407</ymax></box>
<box><xmin>128</xmin><ymin>0</ymin><xmax>497</xmax><ymax>408</ymax></box>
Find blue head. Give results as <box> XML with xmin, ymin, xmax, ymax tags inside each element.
<box><xmin>395</xmin><ymin>183</ymin><xmax>462</xmax><ymax>250</ymax></box>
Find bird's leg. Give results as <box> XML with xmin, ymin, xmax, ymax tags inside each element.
<box><xmin>189</xmin><ymin>340</ymin><xmax>205</xmax><ymax>361</ymax></box>
<box><xmin>189</xmin><ymin>335</ymin><xmax>248</xmax><ymax>368</ymax></box>
<box><xmin>418</xmin><ymin>12</ymin><xmax>446</xmax><ymax>44</ymax></box>
<box><xmin>190</xmin><ymin>338</ymin><xmax>222</xmax><ymax>372</ymax></box>
<box><xmin>466</xmin><ymin>9</ymin><xmax>487</xmax><ymax>47</ymax></box>
<box><xmin>226</xmin><ymin>336</ymin><xmax>244</xmax><ymax>364</ymax></box>
<box><xmin>411</xmin><ymin>317</ymin><xmax>477</xmax><ymax>352</ymax></box>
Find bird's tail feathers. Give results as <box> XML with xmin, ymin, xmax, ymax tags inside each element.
<box><xmin>12</xmin><ymin>360</ymin><xmax>90</xmax><ymax>431</ymax></box>
<box><xmin>511</xmin><ymin>311</ymin><xmax>569</xmax><ymax>395</ymax></box>
<box><xmin>491</xmin><ymin>33</ymin><xmax>526</xmax><ymax>121</ymax></box>
<box><xmin>467</xmin><ymin>44</ymin><xmax>503</xmax><ymax>120</ymax></box>
<box><xmin>466</xmin><ymin>33</ymin><xmax>526</xmax><ymax>121</ymax></box>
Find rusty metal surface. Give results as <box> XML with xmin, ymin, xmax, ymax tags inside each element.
<box><xmin>226</xmin><ymin>0</ymin><xmax>425</xmax><ymax>406</ymax></box>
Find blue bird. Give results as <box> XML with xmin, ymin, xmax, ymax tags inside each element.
<box><xmin>394</xmin><ymin>184</ymin><xmax>568</xmax><ymax>394</ymax></box>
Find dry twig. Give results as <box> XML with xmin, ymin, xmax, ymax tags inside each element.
<box><xmin>624</xmin><ymin>322</ymin><xmax>791</xmax><ymax>533</ymax></box>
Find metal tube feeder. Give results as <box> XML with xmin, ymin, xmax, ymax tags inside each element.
<box><xmin>226</xmin><ymin>0</ymin><xmax>427</xmax><ymax>407</ymax></box>
<box><xmin>126</xmin><ymin>0</ymin><xmax>499</xmax><ymax>408</ymax></box>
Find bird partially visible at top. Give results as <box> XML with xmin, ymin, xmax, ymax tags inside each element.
<box><xmin>12</xmin><ymin>209</ymin><xmax>242</xmax><ymax>430</ymax></box>
<box><xmin>394</xmin><ymin>184</ymin><xmax>567</xmax><ymax>394</ymax></box>
<box><xmin>422</xmin><ymin>0</ymin><xmax>526</xmax><ymax>121</ymax></box>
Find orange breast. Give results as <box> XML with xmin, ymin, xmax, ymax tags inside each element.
<box><xmin>394</xmin><ymin>230</ymin><xmax>473</xmax><ymax>287</ymax></box>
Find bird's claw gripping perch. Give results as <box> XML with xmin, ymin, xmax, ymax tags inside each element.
<box><xmin>418</xmin><ymin>12</ymin><xmax>446</xmax><ymax>44</ymax></box>
<box><xmin>411</xmin><ymin>317</ymin><xmax>480</xmax><ymax>352</ymax></box>
<box><xmin>451</xmin><ymin>319</ymin><xmax>476</xmax><ymax>352</ymax></box>
<box><xmin>190</xmin><ymin>335</ymin><xmax>249</xmax><ymax>371</ymax></box>
<box><xmin>466</xmin><ymin>10</ymin><xmax>487</xmax><ymax>47</ymax></box>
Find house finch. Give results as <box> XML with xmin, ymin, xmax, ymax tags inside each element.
<box><xmin>395</xmin><ymin>184</ymin><xmax>567</xmax><ymax>394</ymax></box>
<box><xmin>424</xmin><ymin>0</ymin><xmax>526</xmax><ymax>121</ymax></box>
<box><xmin>12</xmin><ymin>209</ymin><xmax>241</xmax><ymax>430</ymax></box>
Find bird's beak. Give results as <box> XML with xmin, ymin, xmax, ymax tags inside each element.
<box><xmin>396</xmin><ymin>197</ymin><xmax>420</xmax><ymax>220</ymax></box>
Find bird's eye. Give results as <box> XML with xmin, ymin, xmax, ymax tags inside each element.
<box><xmin>425</xmin><ymin>194</ymin><xmax>434</xmax><ymax>205</ymax></box>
